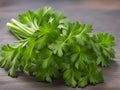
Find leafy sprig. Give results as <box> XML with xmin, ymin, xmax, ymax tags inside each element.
<box><xmin>0</xmin><ymin>7</ymin><xmax>115</xmax><ymax>88</ymax></box>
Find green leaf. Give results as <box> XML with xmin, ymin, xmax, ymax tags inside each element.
<box><xmin>96</xmin><ymin>33</ymin><xmax>115</xmax><ymax>47</ymax></box>
<box><xmin>49</xmin><ymin>38</ymin><xmax>66</xmax><ymax>57</ymax></box>
<box><xmin>70</xmin><ymin>53</ymin><xmax>79</xmax><ymax>63</ymax></box>
<box><xmin>92</xmin><ymin>33</ymin><xmax>115</xmax><ymax>66</ymax></box>
<box><xmin>78</xmin><ymin>76</ymin><xmax>88</xmax><ymax>88</ymax></box>
<box><xmin>88</xmin><ymin>62</ymin><xmax>104</xmax><ymax>84</ymax></box>
<box><xmin>63</xmin><ymin>69</ymin><xmax>77</xmax><ymax>87</ymax></box>
<box><xmin>75</xmin><ymin>24</ymin><xmax>92</xmax><ymax>45</ymax></box>
<box><xmin>0</xmin><ymin>45</ymin><xmax>14</xmax><ymax>68</ymax></box>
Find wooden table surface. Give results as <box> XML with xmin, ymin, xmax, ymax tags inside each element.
<box><xmin>0</xmin><ymin>0</ymin><xmax>120</xmax><ymax>90</ymax></box>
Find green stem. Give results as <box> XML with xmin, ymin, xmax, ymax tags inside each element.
<box><xmin>6</xmin><ymin>22</ymin><xmax>33</xmax><ymax>39</ymax></box>
<box><xmin>11</xmin><ymin>19</ymin><xmax>34</xmax><ymax>34</ymax></box>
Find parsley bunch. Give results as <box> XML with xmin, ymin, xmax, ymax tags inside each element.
<box><xmin>0</xmin><ymin>7</ymin><xmax>115</xmax><ymax>87</ymax></box>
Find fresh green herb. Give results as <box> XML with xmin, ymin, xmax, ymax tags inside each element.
<box><xmin>0</xmin><ymin>7</ymin><xmax>115</xmax><ymax>88</ymax></box>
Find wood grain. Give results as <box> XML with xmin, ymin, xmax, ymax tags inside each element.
<box><xmin>0</xmin><ymin>0</ymin><xmax>120</xmax><ymax>90</ymax></box>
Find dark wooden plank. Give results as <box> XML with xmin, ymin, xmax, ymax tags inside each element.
<box><xmin>0</xmin><ymin>0</ymin><xmax>120</xmax><ymax>90</ymax></box>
